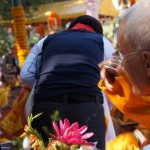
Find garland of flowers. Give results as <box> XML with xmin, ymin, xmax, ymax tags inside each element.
<box><xmin>48</xmin><ymin>11</ymin><xmax>62</xmax><ymax>31</ymax></box>
<box><xmin>11</xmin><ymin>6</ymin><xmax>29</xmax><ymax>68</ymax></box>
<box><xmin>36</xmin><ymin>24</ymin><xmax>45</xmax><ymax>38</ymax></box>
<box><xmin>130</xmin><ymin>0</ymin><xmax>136</xmax><ymax>5</ymax></box>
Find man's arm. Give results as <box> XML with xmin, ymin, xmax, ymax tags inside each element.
<box><xmin>20</xmin><ymin>37</ymin><xmax>47</xmax><ymax>88</ymax></box>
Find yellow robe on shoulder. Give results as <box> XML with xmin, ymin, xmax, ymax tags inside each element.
<box><xmin>0</xmin><ymin>79</ymin><xmax>21</xmax><ymax>106</ymax></box>
<box><xmin>0</xmin><ymin>88</ymin><xmax>9</xmax><ymax>105</ymax></box>
<box><xmin>98</xmin><ymin>75</ymin><xmax>150</xmax><ymax>129</ymax></box>
<box><xmin>0</xmin><ymin>86</ymin><xmax>30</xmax><ymax>139</ymax></box>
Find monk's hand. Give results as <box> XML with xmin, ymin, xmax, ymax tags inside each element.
<box><xmin>99</xmin><ymin>59</ymin><xmax>122</xmax><ymax>91</ymax></box>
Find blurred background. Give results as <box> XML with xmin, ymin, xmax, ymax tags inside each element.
<box><xmin>0</xmin><ymin>0</ymin><xmax>138</xmax><ymax>58</ymax></box>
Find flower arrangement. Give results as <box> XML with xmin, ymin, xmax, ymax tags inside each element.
<box><xmin>14</xmin><ymin>113</ymin><xmax>96</xmax><ymax>150</ymax></box>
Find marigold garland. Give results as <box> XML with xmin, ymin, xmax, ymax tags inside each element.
<box><xmin>36</xmin><ymin>24</ymin><xmax>45</xmax><ymax>38</ymax></box>
<box><xmin>11</xmin><ymin>6</ymin><xmax>29</xmax><ymax>68</ymax></box>
<box><xmin>130</xmin><ymin>0</ymin><xmax>136</xmax><ymax>5</ymax></box>
<box><xmin>48</xmin><ymin>11</ymin><xmax>62</xmax><ymax>30</ymax></box>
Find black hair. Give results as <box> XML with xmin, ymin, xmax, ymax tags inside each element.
<box><xmin>68</xmin><ymin>15</ymin><xmax>103</xmax><ymax>35</ymax></box>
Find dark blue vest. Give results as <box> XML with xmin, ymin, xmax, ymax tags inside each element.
<box><xmin>34</xmin><ymin>30</ymin><xmax>104</xmax><ymax>102</ymax></box>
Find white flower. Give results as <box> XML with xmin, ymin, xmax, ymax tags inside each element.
<box><xmin>23</xmin><ymin>136</ymin><xmax>31</xmax><ymax>150</ymax></box>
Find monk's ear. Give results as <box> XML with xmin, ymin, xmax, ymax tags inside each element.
<box><xmin>141</xmin><ymin>51</ymin><xmax>150</xmax><ymax>76</ymax></box>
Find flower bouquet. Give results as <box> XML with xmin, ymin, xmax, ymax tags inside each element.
<box><xmin>14</xmin><ymin>113</ymin><xmax>96</xmax><ymax>150</ymax></box>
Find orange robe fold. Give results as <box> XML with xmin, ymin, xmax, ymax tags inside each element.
<box><xmin>98</xmin><ymin>75</ymin><xmax>150</xmax><ymax>129</ymax></box>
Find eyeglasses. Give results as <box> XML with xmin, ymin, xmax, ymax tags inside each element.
<box><xmin>112</xmin><ymin>50</ymin><xmax>144</xmax><ymax>64</ymax></box>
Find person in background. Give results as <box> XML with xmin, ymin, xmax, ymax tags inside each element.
<box><xmin>0</xmin><ymin>86</ymin><xmax>22</xmax><ymax>116</ymax></box>
<box><xmin>4</xmin><ymin>72</ymin><xmax>19</xmax><ymax>89</ymax></box>
<box><xmin>2</xmin><ymin>48</ymin><xmax>20</xmax><ymax>75</ymax></box>
<box><xmin>20</xmin><ymin>15</ymin><xmax>116</xmax><ymax>149</ymax></box>
<box><xmin>0</xmin><ymin>61</ymin><xmax>30</xmax><ymax>140</ymax></box>
<box><xmin>99</xmin><ymin>0</ymin><xmax>150</xmax><ymax>149</ymax></box>
<box><xmin>0</xmin><ymin>86</ymin><xmax>22</xmax><ymax>141</ymax></box>
<box><xmin>0</xmin><ymin>65</ymin><xmax>9</xmax><ymax>106</ymax></box>
<box><xmin>0</xmin><ymin>64</ymin><xmax>20</xmax><ymax>106</ymax></box>
<box><xmin>2</xmin><ymin>48</ymin><xmax>16</xmax><ymax>67</ymax></box>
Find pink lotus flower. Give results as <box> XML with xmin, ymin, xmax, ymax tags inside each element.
<box><xmin>50</xmin><ymin>118</ymin><xmax>94</xmax><ymax>146</ymax></box>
